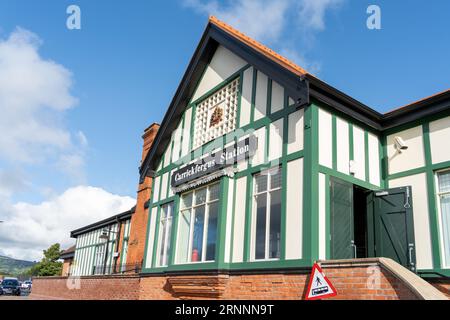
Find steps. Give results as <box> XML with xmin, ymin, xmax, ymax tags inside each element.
<box><xmin>318</xmin><ymin>258</ymin><xmax>448</xmax><ymax>300</ymax></box>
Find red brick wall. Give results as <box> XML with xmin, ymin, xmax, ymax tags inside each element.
<box><xmin>221</xmin><ymin>274</ymin><xmax>309</xmax><ymax>300</ymax></box>
<box><xmin>31</xmin><ymin>275</ymin><xmax>140</xmax><ymax>300</ymax></box>
<box><xmin>428</xmin><ymin>279</ymin><xmax>450</xmax><ymax>298</ymax></box>
<box><xmin>126</xmin><ymin>124</ymin><xmax>159</xmax><ymax>267</ymax></box>
<box><xmin>323</xmin><ymin>266</ymin><xmax>417</xmax><ymax>300</ymax></box>
<box><xmin>61</xmin><ymin>259</ymin><xmax>72</xmax><ymax>277</ymax></box>
<box><xmin>31</xmin><ymin>265</ymin><xmax>425</xmax><ymax>300</ymax></box>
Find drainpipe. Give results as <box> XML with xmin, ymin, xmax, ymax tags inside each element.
<box><xmin>113</xmin><ymin>217</ymin><xmax>122</xmax><ymax>273</ymax></box>
<box><xmin>102</xmin><ymin>225</ymin><xmax>112</xmax><ymax>275</ymax></box>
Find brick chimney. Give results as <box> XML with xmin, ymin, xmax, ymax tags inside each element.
<box><xmin>126</xmin><ymin>123</ymin><xmax>160</xmax><ymax>268</ymax></box>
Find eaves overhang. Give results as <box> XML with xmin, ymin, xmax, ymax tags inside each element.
<box><xmin>70</xmin><ymin>206</ymin><xmax>135</xmax><ymax>238</ymax></box>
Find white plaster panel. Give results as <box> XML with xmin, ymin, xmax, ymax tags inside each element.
<box><xmin>239</xmin><ymin>67</ymin><xmax>253</xmax><ymax>127</ymax></box>
<box><xmin>430</xmin><ymin>116</ymin><xmax>450</xmax><ymax>165</ymax></box>
<box><xmin>286</xmin><ymin>158</ymin><xmax>303</xmax><ymax>259</ymax></box>
<box><xmin>268</xmin><ymin>118</ymin><xmax>283</xmax><ymax>162</ymax></box>
<box><xmin>318</xmin><ymin>173</ymin><xmax>326</xmax><ymax>260</ymax></box>
<box><xmin>387</xmin><ymin>126</ymin><xmax>425</xmax><ymax>175</ymax></box>
<box><xmin>287</xmin><ymin>109</ymin><xmax>304</xmax><ymax>154</ymax></box>
<box><xmin>254</xmin><ymin>71</ymin><xmax>268</xmax><ymax>121</ymax></box>
<box><xmin>191</xmin><ymin>45</ymin><xmax>247</xmax><ymax>102</ymax></box>
<box><xmin>232</xmin><ymin>177</ymin><xmax>247</xmax><ymax>263</ymax></box>
<box><xmin>271</xmin><ymin>80</ymin><xmax>284</xmax><ymax>113</ymax></box>
<box><xmin>368</xmin><ymin>133</ymin><xmax>381</xmax><ymax>186</ymax></box>
<box><xmin>336</xmin><ymin>117</ymin><xmax>349</xmax><ymax>174</ymax></box>
<box><xmin>318</xmin><ymin>108</ymin><xmax>333</xmax><ymax>168</ymax></box>
<box><xmin>353</xmin><ymin>126</ymin><xmax>366</xmax><ymax>181</ymax></box>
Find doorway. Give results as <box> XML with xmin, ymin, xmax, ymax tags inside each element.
<box><xmin>329</xmin><ymin>177</ymin><xmax>416</xmax><ymax>271</ymax></box>
<box><xmin>329</xmin><ymin>178</ymin><xmax>368</xmax><ymax>259</ymax></box>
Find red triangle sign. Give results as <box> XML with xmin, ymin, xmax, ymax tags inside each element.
<box><xmin>305</xmin><ymin>263</ymin><xmax>337</xmax><ymax>300</ymax></box>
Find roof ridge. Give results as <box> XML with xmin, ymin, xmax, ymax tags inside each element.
<box><xmin>385</xmin><ymin>88</ymin><xmax>450</xmax><ymax>114</ymax></box>
<box><xmin>209</xmin><ymin>15</ymin><xmax>309</xmax><ymax>76</ymax></box>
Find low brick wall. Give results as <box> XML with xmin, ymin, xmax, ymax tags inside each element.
<box><xmin>138</xmin><ymin>273</ymin><xmax>310</xmax><ymax>300</ymax></box>
<box><xmin>428</xmin><ymin>279</ymin><xmax>450</xmax><ymax>298</ymax></box>
<box><xmin>31</xmin><ymin>259</ymin><xmax>445</xmax><ymax>300</ymax></box>
<box><xmin>322</xmin><ymin>265</ymin><xmax>417</xmax><ymax>300</ymax></box>
<box><xmin>31</xmin><ymin>275</ymin><xmax>140</xmax><ymax>300</ymax></box>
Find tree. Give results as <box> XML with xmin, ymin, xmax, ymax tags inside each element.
<box><xmin>30</xmin><ymin>243</ymin><xmax>63</xmax><ymax>276</ymax></box>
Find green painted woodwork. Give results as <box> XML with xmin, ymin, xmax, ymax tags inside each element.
<box><xmin>332</xmin><ymin>115</ymin><xmax>337</xmax><ymax>170</ymax></box>
<box><xmin>216</xmin><ymin>177</ymin><xmax>230</xmax><ymax>268</ymax></box>
<box><xmin>329</xmin><ymin>177</ymin><xmax>354</xmax><ymax>259</ymax></box>
<box><xmin>369</xmin><ymin>187</ymin><xmax>416</xmax><ymax>271</ymax></box>
<box><xmin>422</xmin><ymin>123</ymin><xmax>442</xmax><ymax>269</ymax></box>
<box><xmin>138</xmin><ymin>49</ymin><xmax>450</xmax><ymax>277</ymax></box>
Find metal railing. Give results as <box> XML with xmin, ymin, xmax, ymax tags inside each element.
<box><xmin>91</xmin><ymin>263</ymin><xmax>142</xmax><ymax>276</ymax></box>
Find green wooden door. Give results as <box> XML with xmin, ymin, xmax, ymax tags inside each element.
<box><xmin>330</xmin><ymin>178</ymin><xmax>355</xmax><ymax>259</ymax></box>
<box><xmin>367</xmin><ymin>187</ymin><xmax>416</xmax><ymax>271</ymax></box>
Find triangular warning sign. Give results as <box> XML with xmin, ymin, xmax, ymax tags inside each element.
<box><xmin>305</xmin><ymin>263</ymin><xmax>337</xmax><ymax>300</ymax></box>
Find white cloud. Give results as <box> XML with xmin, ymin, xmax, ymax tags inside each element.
<box><xmin>0</xmin><ymin>169</ymin><xmax>30</xmax><ymax>198</ymax></box>
<box><xmin>183</xmin><ymin>0</ymin><xmax>345</xmax><ymax>74</ymax></box>
<box><xmin>0</xmin><ymin>27</ymin><xmax>82</xmax><ymax>169</ymax></box>
<box><xmin>0</xmin><ymin>186</ymin><xmax>135</xmax><ymax>261</ymax></box>
<box><xmin>184</xmin><ymin>0</ymin><xmax>290</xmax><ymax>43</ymax></box>
<box><xmin>0</xmin><ymin>28</ymin><xmax>136</xmax><ymax>262</ymax></box>
<box><xmin>297</xmin><ymin>0</ymin><xmax>344</xmax><ymax>31</ymax></box>
<box><xmin>279</xmin><ymin>48</ymin><xmax>322</xmax><ymax>74</ymax></box>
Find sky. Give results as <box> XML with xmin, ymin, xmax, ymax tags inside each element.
<box><xmin>0</xmin><ymin>0</ymin><xmax>449</xmax><ymax>261</ymax></box>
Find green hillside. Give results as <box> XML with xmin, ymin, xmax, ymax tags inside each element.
<box><xmin>0</xmin><ymin>255</ymin><xmax>36</xmax><ymax>276</ymax></box>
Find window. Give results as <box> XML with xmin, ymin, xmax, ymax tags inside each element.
<box><xmin>120</xmin><ymin>238</ymin><xmax>128</xmax><ymax>272</ymax></box>
<box><xmin>93</xmin><ymin>244</ymin><xmax>106</xmax><ymax>275</ymax></box>
<box><xmin>156</xmin><ymin>202</ymin><xmax>174</xmax><ymax>267</ymax></box>
<box><xmin>437</xmin><ymin>170</ymin><xmax>450</xmax><ymax>268</ymax></box>
<box><xmin>193</xmin><ymin>78</ymin><xmax>239</xmax><ymax>149</ymax></box>
<box><xmin>252</xmin><ymin>168</ymin><xmax>282</xmax><ymax>260</ymax></box>
<box><xmin>176</xmin><ymin>183</ymin><xmax>220</xmax><ymax>263</ymax></box>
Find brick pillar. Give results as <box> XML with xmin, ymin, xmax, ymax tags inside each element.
<box><xmin>126</xmin><ymin>123</ymin><xmax>160</xmax><ymax>269</ymax></box>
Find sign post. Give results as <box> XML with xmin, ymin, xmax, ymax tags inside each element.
<box><xmin>305</xmin><ymin>263</ymin><xmax>337</xmax><ymax>300</ymax></box>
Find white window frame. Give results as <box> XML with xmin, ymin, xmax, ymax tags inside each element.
<box><xmin>435</xmin><ymin>168</ymin><xmax>450</xmax><ymax>269</ymax></box>
<box><xmin>251</xmin><ymin>167</ymin><xmax>282</xmax><ymax>261</ymax></box>
<box><xmin>94</xmin><ymin>244</ymin><xmax>106</xmax><ymax>274</ymax></box>
<box><xmin>175</xmin><ymin>182</ymin><xmax>220</xmax><ymax>264</ymax></box>
<box><xmin>156</xmin><ymin>202</ymin><xmax>174</xmax><ymax>267</ymax></box>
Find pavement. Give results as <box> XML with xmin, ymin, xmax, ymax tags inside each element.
<box><xmin>0</xmin><ymin>290</ymin><xmax>31</xmax><ymax>300</ymax></box>
<box><xmin>0</xmin><ymin>294</ymin><xmax>29</xmax><ymax>300</ymax></box>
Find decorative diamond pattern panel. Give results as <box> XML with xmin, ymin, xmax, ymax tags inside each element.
<box><xmin>193</xmin><ymin>78</ymin><xmax>239</xmax><ymax>149</ymax></box>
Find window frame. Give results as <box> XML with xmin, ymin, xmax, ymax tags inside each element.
<box><xmin>156</xmin><ymin>202</ymin><xmax>174</xmax><ymax>267</ymax></box>
<box><xmin>175</xmin><ymin>182</ymin><xmax>220</xmax><ymax>264</ymax></box>
<box><xmin>435</xmin><ymin>168</ymin><xmax>450</xmax><ymax>269</ymax></box>
<box><xmin>251</xmin><ymin>167</ymin><xmax>283</xmax><ymax>261</ymax></box>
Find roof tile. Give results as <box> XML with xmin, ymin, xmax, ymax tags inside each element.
<box><xmin>209</xmin><ymin>16</ymin><xmax>310</xmax><ymax>77</ymax></box>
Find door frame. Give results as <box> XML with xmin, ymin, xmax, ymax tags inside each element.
<box><xmin>329</xmin><ymin>177</ymin><xmax>355</xmax><ymax>260</ymax></box>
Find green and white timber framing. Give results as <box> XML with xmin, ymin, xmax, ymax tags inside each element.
<box><xmin>70</xmin><ymin>215</ymin><xmax>131</xmax><ymax>276</ymax></box>
<box><xmin>139</xmin><ymin>22</ymin><xmax>450</xmax><ymax>278</ymax></box>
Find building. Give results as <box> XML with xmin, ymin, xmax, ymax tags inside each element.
<box><xmin>137</xmin><ymin>17</ymin><xmax>450</xmax><ymax>284</ymax></box>
<box><xmin>60</xmin><ymin>123</ymin><xmax>160</xmax><ymax>277</ymax></box>
<box><xmin>32</xmin><ymin>16</ymin><xmax>449</xmax><ymax>300</ymax></box>
<box><xmin>60</xmin><ymin>245</ymin><xmax>75</xmax><ymax>276</ymax></box>
<box><xmin>69</xmin><ymin>208</ymin><xmax>135</xmax><ymax>276</ymax></box>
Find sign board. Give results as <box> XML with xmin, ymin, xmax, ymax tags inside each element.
<box><xmin>171</xmin><ymin>135</ymin><xmax>257</xmax><ymax>188</ymax></box>
<box><xmin>305</xmin><ymin>263</ymin><xmax>337</xmax><ymax>300</ymax></box>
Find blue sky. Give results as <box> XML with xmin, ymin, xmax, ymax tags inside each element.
<box><xmin>0</xmin><ymin>0</ymin><xmax>449</xmax><ymax>260</ymax></box>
